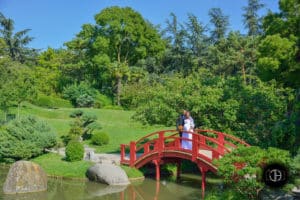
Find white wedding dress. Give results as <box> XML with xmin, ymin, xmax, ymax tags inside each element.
<box><xmin>181</xmin><ymin>118</ymin><xmax>193</xmax><ymax>150</ymax></box>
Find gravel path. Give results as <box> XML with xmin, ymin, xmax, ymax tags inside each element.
<box><xmin>47</xmin><ymin>146</ymin><xmax>121</xmax><ymax>165</ymax></box>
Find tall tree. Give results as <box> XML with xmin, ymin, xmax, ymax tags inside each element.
<box><xmin>242</xmin><ymin>0</ymin><xmax>264</xmax><ymax>36</ymax></box>
<box><xmin>185</xmin><ymin>14</ymin><xmax>208</xmax><ymax>59</ymax></box>
<box><xmin>260</xmin><ymin>0</ymin><xmax>300</xmax><ymax>88</ymax></box>
<box><xmin>0</xmin><ymin>58</ymin><xmax>35</xmax><ymax>120</ymax></box>
<box><xmin>204</xmin><ymin>32</ymin><xmax>257</xmax><ymax>83</ymax></box>
<box><xmin>163</xmin><ymin>13</ymin><xmax>187</xmax><ymax>72</ymax></box>
<box><xmin>260</xmin><ymin>0</ymin><xmax>300</xmax><ymax>153</ymax></box>
<box><xmin>163</xmin><ymin>13</ymin><xmax>197</xmax><ymax>75</ymax></box>
<box><xmin>208</xmin><ymin>8</ymin><xmax>229</xmax><ymax>43</ymax></box>
<box><xmin>66</xmin><ymin>7</ymin><xmax>165</xmax><ymax>105</ymax></box>
<box><xmin>0</xmin><ymin>13</ymin><xmax>34</xmax><ymax>63</ymax></box>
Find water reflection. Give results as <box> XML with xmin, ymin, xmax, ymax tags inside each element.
<box><xmin>124</xmin><ymin>178</ymin><xmax>203</xmax><ymax>200</ymax></box>
<box><xmin>1</xmin><ymin>166</ymin><xmax>207</xmax><ymax>200</ymax></box>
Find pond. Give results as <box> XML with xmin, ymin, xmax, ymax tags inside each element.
<box><xmin>0</xmin><ymin>167</ymin><xmax>224</xmax><ymax>200</ymax></box>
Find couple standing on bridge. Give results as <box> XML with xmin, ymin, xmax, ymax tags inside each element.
<box><xmin>176</xmin><ymin>110</ymin><xmax>195</xmax><ymax>150</ymax></box>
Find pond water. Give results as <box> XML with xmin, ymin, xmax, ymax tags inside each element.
<box><xmin>0</xmin><ymin>167</ymin><xmax>223</xmax><ymax>200</ymax></box>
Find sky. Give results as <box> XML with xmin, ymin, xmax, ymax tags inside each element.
<box><xmin>0</xmin><ymin>0</ymin><xmax>279</xmax><ymax>50</ymax></box>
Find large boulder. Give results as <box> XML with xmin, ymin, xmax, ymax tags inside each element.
<box><xmin>3</xmin><ymin>161</ymin><xmax>47</xmax><ymax>194</ymax></box>
<box><xmin>86</xmin><ymin>163</ymin><xmax>129</xmax><ymax>185</ymax></box>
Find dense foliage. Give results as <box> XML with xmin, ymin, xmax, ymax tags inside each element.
<box><xmin>65</xmin><ymin>140</ymin><xmax>84</xmax><ymax>162</ymax></box>
<box><xmin>214</xmin><ymin>146</ymin><xmax>295</xmax><ymax>199</ymax></box>
<box><xmin>0</xmin><ymin>0</ymin><xmax>299</xmax><ymax>158</ymax></box>
<box><xmin>0</xmin><ymin>116</ymin><xmax>57</xmax><ymax>162</ymax></box>
<box><xmin>122</xmin><ymin>71</ymin><xmax>297</xmax><ymax>153</ymax></box>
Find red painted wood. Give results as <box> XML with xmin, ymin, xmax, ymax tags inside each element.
<box><xmin>121</xmin><ymin>129</ymin><xmax>250</xmax><ymax>188</ymax></box>
<box><xmin>130</xmin><ymin>141</ymin><xmax>136</xmax><ymax>167</ymax></box>
<box><xmin>120</xmin><ymin>144</ymin><xmax>125</xmax><ymax>163</ymax></box>
<box><xmin>200</xmin><ymin>167</ymin><xmax>207</xmax><ymax>199</ymax></box>
<box><xmin>192</xmin><ymin>133</ymin><xmax>198</xmax><ymax>161</ymax></box>
<box><xmin>144</xmin><ymin>143</ymin><xmax>150</xmax><ymax>154</ymax></box>
<box><xmin>153</xmin><ymin>160</ymin><xmax>160</xmax><ymax>181</ymax></box>
<box><xmin>217</xmin><ymin>132</ymin><xmax>225</xmax><ymax>154</ymax></box>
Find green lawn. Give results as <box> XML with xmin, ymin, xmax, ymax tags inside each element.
<box><xmin>120</xmin><ymin>165</ymin><xmax>144</xmax><ymax>179</ymax></box>
<box><xmin>31</xmin><ymin>153</ymin><xmax>93</xmax><ymax>179</ymax></box>
<box><xmin>18</xmin><ymin>103</ymin><xmax>170</xmax><ymax>153</ymax></box>
<box><xmin>32</xmin><ymin>153</ymin><xmax>144</xmax><ymax>179</ymax></box>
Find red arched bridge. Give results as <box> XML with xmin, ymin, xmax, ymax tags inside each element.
<box><xmin>120</xmin><ymin>129</ymin><xmax>250</xmax><ymax>198</ymax></box>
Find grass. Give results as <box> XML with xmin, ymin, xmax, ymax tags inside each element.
<box><xmin>2</xmin><ymin>102</ymin><xmax>168</xmax><ymax>179</ymax></box>
<box><xmin>31</xmin><ymin>153</ymin><xmax>93</xmax><ymax>179</ymax></box>
<box><xmin>31</xmin><ymin>153</ymin><xmax>144</xmax><ymax>179</ymax></box>
<box><xmin>120</xmin><ymin>165</ymin><xmax>144</xmax><ymax>179</ymax></box>
<box><xmin>17</xmin><ymin>103</ymin><xmax>170</xmax><ymax>153</ymax></box>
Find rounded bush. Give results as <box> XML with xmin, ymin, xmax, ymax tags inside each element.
<box><xmin>65</xmin><ymin>141</ymin><xmax>84</xmax><ymax>162</ymax></box>
<box><xmin>0</xmin><ymin>116</ymin><xmax>57</xmax><ymax>161</ymax></box>
<box><xmin>76</xmin><ymin>94</ymin><xmax>94</xmax><ymax>107</ymax></box>
<box><xmin>91</xmin><ymin>131</ymin><xmax>109</xmax><ymax>146</ymax></box>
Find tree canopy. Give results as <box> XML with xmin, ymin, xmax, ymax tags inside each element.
<box><xmin>0</xmin><ymin>1</ymin><xmax>299</xmax><ymax>157</ymax></box>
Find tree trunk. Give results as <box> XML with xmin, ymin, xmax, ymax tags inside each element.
<box><xmin>242</xmin><ymin>63</ymin><xmax>246</xmax><ymax>85</ymax></box>
<box><xmin>116</xmin><ymin>76</ymin><xmax>122</xmax><ymax>106</ymax></box>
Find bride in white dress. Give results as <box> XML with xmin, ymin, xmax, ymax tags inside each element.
<box><xmin>181</xmin><ymin>112</ymin><xmax>194</xmax><ymax>150</ymax></box>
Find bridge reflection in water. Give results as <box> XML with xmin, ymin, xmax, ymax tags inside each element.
<box><xmin>120</xmin><ymin>178</ymin><xmax>207</xmax><ymax>200</ymax></box>
<box><xmin>120</xmin><ymin>129</ymin><xmax>250</xmax><ymax>199</ymax></box>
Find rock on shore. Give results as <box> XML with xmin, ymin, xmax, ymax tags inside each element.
<box><xmin>3</xmin><ymin>161</ymin><xmax>47</xmax><ymax>194</ymax></box>
<box><xmin>86</xmin><ymin>163</ymin><xmax>129</xmax><ymax>185</ymax></box>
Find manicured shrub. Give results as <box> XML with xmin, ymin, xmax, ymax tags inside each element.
<box><xmin>65</xmin><ymin>140</ymin><xmax>84</xmax><ymax>162</ymax></box>
<box><xmin>33</xmin><ymin>94</ymin><xmax>72</xmax><ymax>108</ymax></box>
<box><xmin>68</xmin><ymin>110</ymin><xmax>101</xmax><ymax>141</ymax></box>
<box><xmin>0</xmin><ymin>116</ymin><xmax>57</xmax><ymax>161</ymax></box>
<box><xmin>34</xmin><ymin>94</ymin><xmax>52</xmax><ymax>108</ymax></box>
<box><xmin>91</xmin><ymin>131</ymin><xmax>109</xmax><ymax>146</ymax></box>
<box><xmin>76</xmin><ymin>94</ymin><xmax>94</xmax><ymax>107</ymax></box>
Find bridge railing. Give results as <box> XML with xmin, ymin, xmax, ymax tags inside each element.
<box><xmin>120</xmin><ymin>129</ymin><xmax>249</xmax><ymax>167</ymax></box>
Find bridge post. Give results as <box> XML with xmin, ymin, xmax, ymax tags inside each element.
<box><xmin>192</xmin><ymin>134</ymin><xmax>199</xmax><ymax>161</ymax></box>
<box><xmin>158</xmin><ymin>131</ymin><xmax>165</xmax><ymax>151</ymax></box>
<box><xmin>144</xmin><ymin>143</ymin><xmax>150</xmax><ymax>154</ymax></box>
<box><xmin>217</xmin><ymin>132</ymin><xmax>225</xmax><ymax>155</ymax></box>
<box><xmin>199</xmin><ymin>166</ymin><xmax>208</xmax><ymax>199</ymax></box>
<box><xmin>120</xmin><ymin>144</ymin><xmax>125</xmax><ymax>163</ymax></box>
<box><xmin>153</xmin><ymin>159</ymin><xmax>160</xmax><ymax>181</ymax></box>
<box><xmin>130</xmin><ymin>141</ymin><xmax>136</xmax><ymax>167</ymax></box>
